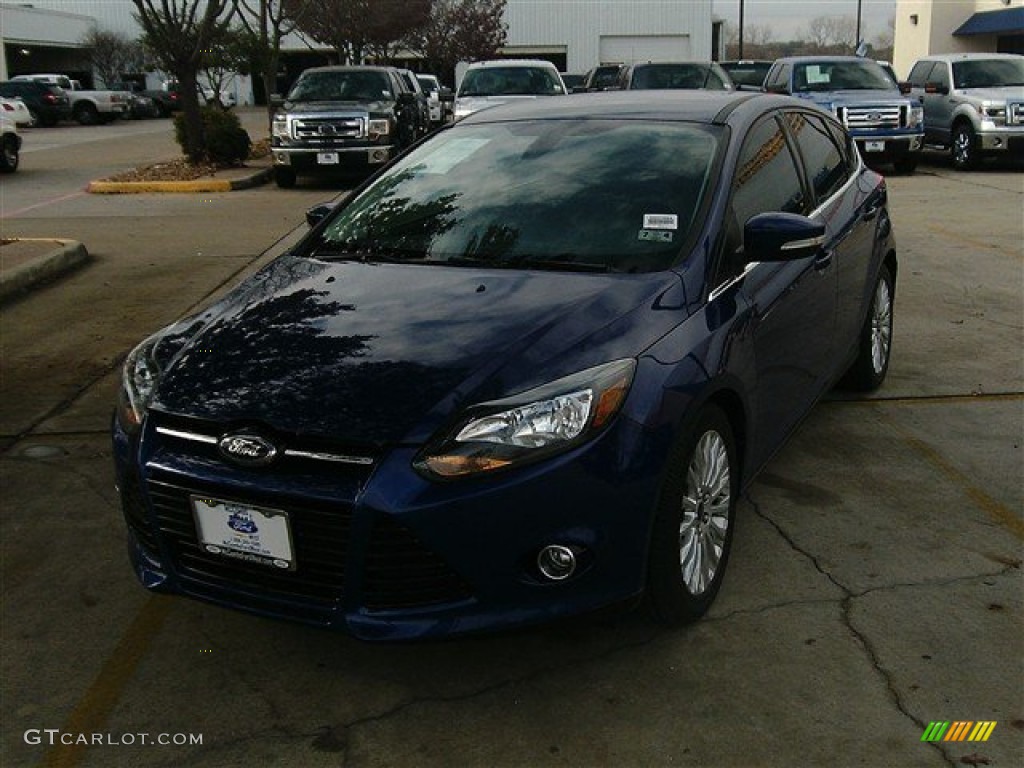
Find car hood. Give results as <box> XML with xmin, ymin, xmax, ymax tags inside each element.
<box><xmin>954</xmin><ymin>86</ymin><xmax>1022</xmax><ymax>103</ymax></box>
<box><xmin>152</xmin><ymin>255</ymin><xmax>687</xmax><ymax>445</ymax></box>
<box><xmin>284</xmin><ymin>99</ymin><xmax>394</xmax><ymax>114</ymax></box>
<box><xmin>798</xmin><ymin>89</ymin><xmax>906</xmax><ymax>106</ymax></box>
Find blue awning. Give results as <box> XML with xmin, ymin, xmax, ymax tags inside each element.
<box><xmin>953</xmin><ymin>6</ymin><xmax>1024</xmax><ymax>37</ymax></box>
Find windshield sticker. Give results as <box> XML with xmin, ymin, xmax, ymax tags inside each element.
<box><xmin>414</xmin><ymin>138</ymin><xmax>491</xmax><ymax>174</ymax></box>
<box><xmin>643</xmin><ymin>214</ymin><xmax>678</xmax><ymax>230</ymax></box>
<box><xmin>639</xmin><ymin>229</ymin><xmax>674</xmax><ymax>243</ymax></box>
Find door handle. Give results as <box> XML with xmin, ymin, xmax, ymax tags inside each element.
<box><xmin>862</xmin><ymin>205</ymin><xmax>879</xmax><ymax>221</ymax></box>
<box><xmin>814</xmin><ymin>250</ymin><xmax>833</xmax><ymax>271</ymax></box>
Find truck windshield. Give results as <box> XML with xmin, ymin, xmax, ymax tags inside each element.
<box><xmin>952</xmin><ymin>59</ymin><xmax>1024</xmax><ymax>89</ymax></box>
<box><xmin>458</xmin><ymin>67</ymin><xmax>564</xmax><ymax>97</ymax></box>
<box><xmin>287</xmin><ymin>71</ymin><xmax>392</xmax><ymax>102</ymax></box>
<box><xmin>794</xmin><ymin>61</ymin><xmax>895</xmax><ymax>92</ymax></box>
<box><xmin>308</xmin><ymin>119</ymin><xmax>721</xmax><ymax>274</ymax></box>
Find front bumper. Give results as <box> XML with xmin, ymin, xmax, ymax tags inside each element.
<box><xmin>853</xmin><ymin>132</ymin><xmax>923</xmax><ymax>161</ymax></box>
<box><xmin>112</xmin><ymin>409</ymin><xmax>665</xmax><ymax>641</ymax></box>
<box><xmin>977</xmin><ymin>125</ymin><xmax>1024</xmax><ymax>155</ymax></box>
<box><xmin>272</xmin><ymin>145</ymin><xmax>395</xmax><ymax>173</ymax></box>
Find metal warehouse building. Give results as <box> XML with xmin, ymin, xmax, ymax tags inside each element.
<box><xmin>2</xmin><ymin>0</ymin><xmax>715</xmax><ymax>90</ymax></box>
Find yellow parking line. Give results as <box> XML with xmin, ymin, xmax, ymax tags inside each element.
<box><xmin>41</xmin><ymin>596</ymin><xmax>172</xmax><ymax>768</ymax></box>
<box><xmin>886</xmin><ymin>422</ymin><xmax>1024</xmax><ymax>541</ymax></box>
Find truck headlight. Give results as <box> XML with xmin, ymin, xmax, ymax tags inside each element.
<box><xmin>416</xmin><ymin>359</ymin><xmax>636</xmax><ymax>478</ymax></box>
<box><xmin>272</xmin><ymin>117</ymin><xmax>289</xmax><ymax>139</ymax></box>
<box><xmin>367</xmin><ymin>119</ymin><xmax>390</xmax><ymax>138</ymax></box>
<box><xmin>983</xmin><ymin>105</ymin><xmax>1006</xmax><ymax>124</ymax></box>
<box><xmin>908</xmin><ymin>105</ymin><xmax>924</xmax><ymax>129</ymax></box>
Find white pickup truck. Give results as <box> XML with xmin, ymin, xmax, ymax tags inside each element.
<box><xmin>11</xmin><ymin>74</ymin><xmax>131</xmax><ymax>125</ymax></box>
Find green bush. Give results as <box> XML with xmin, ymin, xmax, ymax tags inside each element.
<box><xmin>173</xmin><ymin>107</ymin><xmax>251</xmax><ymax>165</ymax></box>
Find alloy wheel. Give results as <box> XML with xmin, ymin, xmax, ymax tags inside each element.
<box><xmin>678</xmin><ymin>430</ymin><xmax>731</xmax><ymax>596</ymax></box>
<box><xmin>870</xmin><ymin>277</ymin><xmax>892</xmax><ymax>374</ymax></box>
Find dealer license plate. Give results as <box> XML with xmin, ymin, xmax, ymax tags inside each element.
<box><xmin>317</xmin><ymin>152</ymin><xmax>340</xmax><ymax>165</ymax></box>
<box><xmin>191</xmin><ymin>496</ymin><xmax>295</xmax><ymax>570</ymax></box>
<box><xmin>864</xmin><ymin>140</ymin><xmax>885</xmax><ymax>153</ymax></box>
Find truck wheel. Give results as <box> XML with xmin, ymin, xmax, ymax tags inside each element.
<box><xmin>0</xmin><ymin>135</ymin><xmax>19</xmax><ymax>173</ymax></box>
<box><xmin>75</xmin><ymin>103</ymin><xmax>100</xmax><ymax>126</ymax></box>
<box><xmin>951</xmin><ymin>122</ymin><xmax>979</xmax><ymax>171</ymax></box>
<box><xmin>27</xmin><ymin>109</ymin><xmax>40</xmax><ymax>128</ymax></box>
<box><xmin>274</xmin><ymin>167</ymin><xmax>297</xmax><ymax>188</ymax></box>
<box><xmin>893</xmin><ymin>156</ymin><xmax>917</xmax><ymax>175</ymax></box>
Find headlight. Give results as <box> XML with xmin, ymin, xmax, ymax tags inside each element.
<box><xmin>983</xmin><ymin>105</ymin><xmax>1006</xmax><ymax>124</ymax></box>
<box><xmin>367</xmin><ymin>119</ymin><xmax>390</xmax><ymax>137</ymax></box>
<box><xmin>416</xmin><ymin>359</ymin><xmax>636</xmax><ymax>479</ymax></box>
<box><xmin>271</xmin><ymin>117</ymin><xmax>288</xmax><ymax>139</ymax></box>
<box><xmin>908</xmin><ymin>105</ymin><xmax>924</xmax><ymax>128</ymax></box>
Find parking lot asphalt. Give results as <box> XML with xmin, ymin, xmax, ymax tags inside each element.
<box><xmin>0</xmin><ymin>118</ymin><xmax>1021</xmax><ymax>768</ymax></box>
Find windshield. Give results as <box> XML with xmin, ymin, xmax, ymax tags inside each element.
<box><xmin>794</xmin><ymin>61</ymin><xmax>895</xmax><ymax>92</ymax></box>
<box><xmin>630</xmin><ymin>64</ymin><xmax>730</xmax><ymax>91</ymax></box>
<box><xmin>308</xmin><ymin>120</ymin><xmax>720</xmax><ymax>274</ymax></box>
<box><xmin>952</xmin><ymin>59</ymin><xmax>1024</xmax><ymax>88</ymax></box>
<box><xmin>722</xmin><ymin>63</ymin><xmax>771</xmax><ymax>88</ymax></box>
<box><xmin>458</xmin><ymin>67</ymin><xmax>564</xmax><ymax>97</ymax></box>
<box><xmin>287</xmin><ymin>71</ymin><xmax>392</xmax><ymax>102</ymax></box>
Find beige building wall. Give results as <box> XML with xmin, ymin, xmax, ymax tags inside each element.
<box><xmin>894</xmin><ymin>0</ymin><xmax>1023</xmax><ymax>77</ymax></box>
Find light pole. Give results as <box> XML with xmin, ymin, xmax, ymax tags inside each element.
<box><xmin>738</xmin><ymin>0</ymin><xmax>745</xmax><ymax>59</ymax></box>
<box><xmin>855</xmin><ymin>0</ymin><xmax>863</xmax><ymax>48</ymax></box>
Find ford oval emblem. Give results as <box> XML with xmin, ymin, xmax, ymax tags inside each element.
<box><xmin>218</xmin><ymin>433</ymin><xmax>278</xmax><ymax>467</ymax></box>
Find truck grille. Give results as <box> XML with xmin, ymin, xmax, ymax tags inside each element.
<box><xmin>1009</xmin><ymin>102</ymin><xmax>1023</xmax><ymax>126</ymax></box>
<box><xmin>292</xmin><ymin>116</ymin><xmax>364</xmax><ymax>142</ymax></box>
<box><xmin>839</xmin><ymin>105</ymin><xmax>903</xmax><ymax>130</ymax></box>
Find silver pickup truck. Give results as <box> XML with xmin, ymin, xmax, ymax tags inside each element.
<box><xmin>906</xmin><ymin>53</ymin><xmax>1024</xmax><ymax>170</ymax></box>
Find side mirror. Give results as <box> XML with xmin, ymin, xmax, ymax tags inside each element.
<box><xmin>744</xmin><ymin>212</ymin><xmax>826</xmax><ymax>262</ymax></box>
<box><xmin>439</xmin><ymin>87</ymin><xmax>454</xmax><ymax>103</ymax></box>
<box><xmin>305</xmin><ymin>203</ymin><xmax>334</xmax><ymax>228</ymax></box>
<box><xmin>924</xmin><ymin>82</ymin><xmax>949</xmax><ymax>95</ymax></box>
<box><xmin>765</xmin><ymin>83</ymin><xmax>789</xmax><ymax>95</ymax></box>
<box><xmin>397</xmin><ymin>91</ymin><xmax>418</xmax><ymax>106</ymax></box>
<box><xmin>898</xmin><ymin>81</ymin><xmax>912</xmax><ymax>95</ymax></box>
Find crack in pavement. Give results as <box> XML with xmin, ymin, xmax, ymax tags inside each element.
<box><xmin>747</xmin><ymin>491</ymin><xmax>959</xmax><ymax>768</ymax></box>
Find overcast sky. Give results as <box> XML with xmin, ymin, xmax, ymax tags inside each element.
<box><xmin>713</xmin><ymin>0</ymin><xmax>897</xmax><ymax>42</ymax></box>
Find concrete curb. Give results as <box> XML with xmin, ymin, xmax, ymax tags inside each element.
<box><xmin>0</xmin><ymin>240</ymin><xmax>90</xmax><ymax>305</ymax></box>
<box><xmin>87</xmin><ymin>165</ymin><xmax>273</xmax><ymax>194</ymax></box>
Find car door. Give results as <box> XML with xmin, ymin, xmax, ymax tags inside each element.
<box><xmin>925</xmin><ymin>62</ymin><xmax>955</xmax><ymax>143</ymax></box>
<box><xmin>722</xmin><ymin>112</ymin><xmax>837</xmax><ymax>467</ymax></box>
<box><xmin>782</xmin><ymin>109</ymin><xmax>881</xmax><ymax>372</ymax></box>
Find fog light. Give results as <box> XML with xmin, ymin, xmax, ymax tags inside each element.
<box><xmin>537</xmin><ymin>545</ymin><xmax>577</xmax><ymax>581</ymax></box>
<box><xmin>371</xmin><ymin>149</ymin><xmax>388</xmax><ymax>163</ymax></box>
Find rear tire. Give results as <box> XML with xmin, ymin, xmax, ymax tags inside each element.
<box><xmin>74</xmin><ymin>103</ymin><xmax>100</xmax><ymax>126</ymax></box>
<box><xmin>274</xmin><ymin>166</ymin><xmax>297</xmax><ymax>188</ymax></box>
<box><xmin>845</xmin><ymin>265</ymin><xmax>894</xmax><ymax>391</ymax></box>
<box><xmin>648</xmin><ymin>405</ymin><xmax>738</xmax><ymax>626</ymax></box>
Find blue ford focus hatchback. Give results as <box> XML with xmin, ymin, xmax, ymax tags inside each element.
<box><xmin>113</xmin><ymin>92</ymin><xmax>896</xmax><ymax>641</ymax></box>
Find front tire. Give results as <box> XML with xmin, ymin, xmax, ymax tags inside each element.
<box><xmin>648</xmin><ymin>405</ymin><xmax>738</xmax><ymax>625</ymax></box>
<box><xmin>0</xmin><ymin>135</ymin><xmax>19</xmax><ymax>172</ymax></box>
<box><xmin>274</xmin><ymin>166</ymin><xmax>297</xmax><ymax>188</ymax></box>
<box><xmin>951</xmin><ymin>122</ymin><xmax>980</xmax><ymax>171</ymax></box>
<box><xmin>845</xmin><ymin>265</ymin><xmax>894</xmax><ymax>391</ymax></box>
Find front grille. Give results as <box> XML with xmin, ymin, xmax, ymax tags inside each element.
<box><xmin>121</xmin><ymin>472</ymin><xmax>160</xmax><ymax>555</ymax></box>
<box><xmin>1008</xmin><ymin>102</ymin><xmax>1023</xmax><ymax>126</ymax></box>
<box><xmin>146</xmin><ymin>477</ymin><xmax>351</xmax><ymax>606</ymax></box>
<box><xmin>292</xmin><ymin>116</ymin><xmax>364</xmax><ymax>142</ymax></box>
<box><xmin>841</xmin><ymin>105</ymin><xmax>902</xmax><ymax>130</ymax></box>
<box><xmin>362</xmin><ymin>515</ymin><xmax>474</xmax><ymax>612</ymax></box>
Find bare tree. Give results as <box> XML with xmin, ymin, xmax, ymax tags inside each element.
<box><xmin>235</xmin><ymin>0</ymin><xmax>305</xmax><ymax>123</ymax></box>
<box><xmin>132</xmin><ymin>0</ymin><xmax>235</xmax><ymax>162</ymax></box>
<box><xmin>404</xmin><ymin>0</ymin><xmax>507</xmax><ymax>86</ymax></box>
<box><xmin>81</xmin><ymin>29</ymin><xmax>151</xmax><ymax>87</ymax></box>
<box><xmin>802</xmin><ymin>16</ymin><xmax>858</xmax><ymax>53</ymax></box>
<box><xmin>293</xmin><ymin>0</ymin><xmax>428</xmax><ymax>65</ymax></box>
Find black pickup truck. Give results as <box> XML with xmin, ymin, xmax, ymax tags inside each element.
<box><xmin>270</xmin><ymin>65</ymin><xmax>424</xmax><ymax>188</ymax></box>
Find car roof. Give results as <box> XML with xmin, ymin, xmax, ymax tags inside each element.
<box><xmin>299</xmin><ymin>66</ymin><xmax>397</xmax><ymax>74</ymax></box>
<box><xmin>457</xmin><ymin>90</ymin><xmax>797</xmax><ymax>126</ymax></box>
<box><xmin>465</xmin><ymin>59</ymin><xmax>559</xmax><ymax>70</ymax></box>
<box><xmin>774</xmin><ymin>56</ymin><xmax>878</xmax><ymax>64</ymax></box>
<box><xmin>918</xmin><ymin>52</ymin><xmax>1023</xmax><ymax>63</ymax></box>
